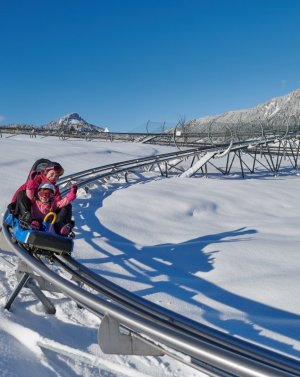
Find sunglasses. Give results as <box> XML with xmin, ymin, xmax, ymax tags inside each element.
<box><xmin>38</xmin><ymin>189</ymin><xmax>54</xmax><ymax>202</ymax></box>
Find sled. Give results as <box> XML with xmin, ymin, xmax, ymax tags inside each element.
<box><xmin>4</xmin><ymin>212</ymin><xmax>74</xmax><ymax>255</ymax></box>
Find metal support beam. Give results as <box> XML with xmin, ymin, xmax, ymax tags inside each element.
<box><xmin>16</xmin><ymin>260</ymin><xmax>61</xmax><ymax>293</ymax></box>
<box><xmin>98</xmin><ymin>314</ymin><xmax>164</xmax><ymax>356</ymax></box>
<box><xmin>237</xmin><ymin>150</ymin><xmax>245</xmax><ymax>178</ymax></box>
<box><xmin>26</xmin><ymin>278</ymin><xmax>56</xmax><ymax>314</ymax></box>
<box><xmin>4</xmin><ymin>272</ymin><xmax>30</xmax><ymax>311</ymax></box>
<box><xmin>165</xmin><ymin>162</ymin><xmax>168</xmax><ymax>177</ymax></box>
<box><xmin>4</xmin><ymin>262</ymin><xmax>57</xmax><ymax>314</ymax></box>
<box><xmin>251</xmin><ymin>147</ymin><xmax>258</xmax><ymax>173</ymax></box>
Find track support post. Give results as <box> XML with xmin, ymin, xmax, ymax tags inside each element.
<box><xmin>4</xmin><ymin>261</ymin><xmax>56</xmax><ymax>314</ymax></box>
<box><xmin>4</xmin><ymin>272</ymin><xmax>30</xmax><ymax>311</ymax></box>
<box><xmin>98</xmin><ymin>314</ymin><xmax>164</xmax><ymax>356</ymax></box>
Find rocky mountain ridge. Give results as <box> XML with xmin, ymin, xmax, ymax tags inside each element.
<box><xmin>1</xmin><ymin>113</ymin><xmax>106</xmax><ymax>133</ymax></box>
<box><xmin>2</xmin><ymin>89</ymin><xmax>300</xmax><ymax>133</ymax></box>
<box><xmin>187</xmin><ymin>89</ymin><xmax>300</xmax><ymax>131</ymax></box>
<box><xmin>41</xmin><ymin>113</ymin><xmax>105</xmax><ymax>133</ymax></box>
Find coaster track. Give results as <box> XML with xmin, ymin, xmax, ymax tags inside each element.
<box><xmin>2</xmin><ymin>213</ymin><xmax>300</xmax><ymax>377</ymax></box>
<box><xmin>2</xmin><ymin>137</ymin><xmax>300</xmax><ymax>376</ymax></box>
<box><xmin>1</xmin><ymin>115</ymin><xmax>299</xmax><ymax>147</ymax></box>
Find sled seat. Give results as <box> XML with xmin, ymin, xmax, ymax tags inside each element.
<box><xmin>26</xmin><ymin>231</ymin><xmax>73</xmax><ymax>254</ymax></box>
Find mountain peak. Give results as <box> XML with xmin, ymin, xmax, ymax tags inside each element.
<box><xmin>43</xmin><ymin>113</ymin><xmax>105</xmax><ymax>133</ymax></box>
<box><xmin>59</xmin><ymin>113</ymin><xmax>83</xmax><ymax>123</ymax></box>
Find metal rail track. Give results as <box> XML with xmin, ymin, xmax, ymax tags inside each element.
<box><xmin>2</xmin><ymin>213</ymin><xmax>300</xmax><ymax>377</ymax></box>
<box><xmin>57</xmin><ymin>136</ymin><xmax>282</xmax><ymax>189</ymax></box>
<box><xmin>2</xmin><ymin>125</ymin><xmax>298</xmax><ymax>147</ymax></box>
<box><xmin>2</xmin><ymin>140</ymin><xmax>300</xmax><ymax>376</ymax></box>
<box><xmin>55</xmin><ymin>254</ymin><xmax>300</xmax><ymax>376</ymax></box>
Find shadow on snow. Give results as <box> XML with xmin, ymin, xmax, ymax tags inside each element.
<box><xmin>74</xmin><ymin>182</ymin><xmax>300</xmax><ymax>359</ymax></box>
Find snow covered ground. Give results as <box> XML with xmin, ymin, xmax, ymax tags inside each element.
<box><xmin>0</xmin><ymin>134</ymin><xmax>300</xmax><ymax>376</ymax></box>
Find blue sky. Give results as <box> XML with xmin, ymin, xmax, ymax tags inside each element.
<box><xmin>1</xmin><ymin>0</ymin><xmax>300</xmax><ymax>132</ymax></box>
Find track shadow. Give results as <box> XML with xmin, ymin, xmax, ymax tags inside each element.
<box><xmin>72</xmin><ymin>186</ymin><xmax>300</xmax><ymax>359</ymax></box>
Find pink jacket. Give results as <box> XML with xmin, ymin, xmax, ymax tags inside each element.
<box><xmin>28</xmin><ymin>194</ymin><xmax>76</xmax><ymax>222</ymax></box>
<box><xmin>26</xmin><ymin>179</ymin><xmax>76</xmax><ymax>222</ymax></box>
<box><xmin>11</xmin><ymin>172</ymin><xmax>62</xmax><ymax>204</ymax></box>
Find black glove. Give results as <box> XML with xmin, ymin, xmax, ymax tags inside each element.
<box><xmin>71</xmin><ymin>184</ymin><xmax>78</xmax><ymax>194</ymax></box>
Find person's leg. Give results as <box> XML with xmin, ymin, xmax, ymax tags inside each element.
<box><xmin>56</xmin><ymin>204</ymin><xmax>73</xmax><ymax>224</ymax></box>
<box><xmin>55</xmin><ymin>204</ymin><xmax>75</xmax><ymax>235</ymax></box>
<box><xmin>14</xmin><ymin>191</ymin><xmax>36</xmax><ymax>228</ymax></box>
<box><xmin>15</xmin><ymin>191</ymin><xmax>32</xmax><ymax>218</ymax></box>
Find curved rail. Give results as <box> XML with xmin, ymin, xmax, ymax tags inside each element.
<box><xmin>2</xmin><ymin>142</ymin><xmax>300</xmax><ymax>376</ymax></box>
<box><xmin>57</xmin><ymin>254</ymin><xmax>300</xmax><ymax>375</ymax></box>
<box><xmin>1</xmin><ymin>116</ymin><xmax>300</xmax><ymax>148</ymax></box>
<box><xmin>2</xmin><ymin>217</ymin><xmax>300</xmax><ymax>377</ymax></box>
<box><xmin>58</xmin><ymin>136</ymin><xmax>280</xmax><ymax>190</ymax></box>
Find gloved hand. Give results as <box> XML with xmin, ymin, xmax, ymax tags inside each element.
<box><xmin>30</xmin><ymin>220</ymin><xmax>40</xmax><ymax>230</ymax></box>
<box><xmin>71</xmin><ymin>184</ymin><xmax>78</xmax><ymax>194</ymax></box>
<box><xmin>66</xmin><ymin>184</ymin><xmax>78</xmax><ymax>202</ymax></box>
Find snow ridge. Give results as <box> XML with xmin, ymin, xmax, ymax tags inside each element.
<box><xmin>187</xmin><ymin>88</ymin><xmax>300</xmax><ymax>131</ymax></box>
<box><xmin>42</xmin><ymin>112</ymin><xmax>105</xmax><ymax>133</ymax></box>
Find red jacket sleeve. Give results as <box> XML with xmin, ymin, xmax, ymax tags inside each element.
<box><xmin>54</xmin><ymin>186</ymin><xmax>62</xmax><ymax>201</ymax></box>
<box><xmin>54</xmin><ymin>190</ymin><xmax>76</xmax><ymax>209</ymax></box>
